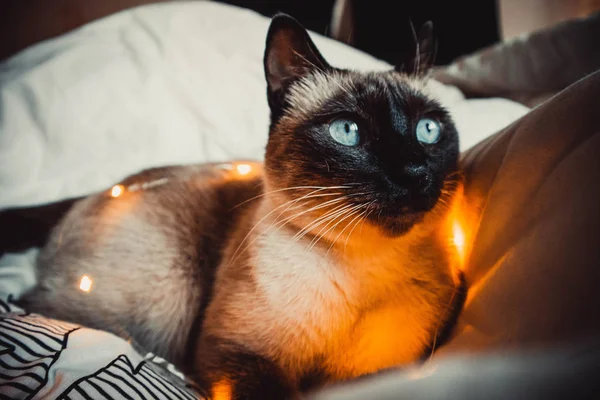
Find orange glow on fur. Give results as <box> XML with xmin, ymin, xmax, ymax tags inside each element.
<box><xmin>211</xmin><ymin>379</ymin><xmax>232</xmax><ymax>400</ymax></box>
<box><xmin>330</xmin><ymin>307</ymin><xmax>430</xmax><ymax>378</ymax></box>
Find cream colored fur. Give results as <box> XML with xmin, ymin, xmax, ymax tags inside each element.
<box><xmin>203</xmin><ymin>190</ymin><xmax>458</xmax><ymax>382</ymax></box>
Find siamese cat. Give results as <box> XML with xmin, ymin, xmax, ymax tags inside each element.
<box><xmin>3</xmin><ymin>14</ymin><xmax>464</xmax><ymax>400</ymax></box>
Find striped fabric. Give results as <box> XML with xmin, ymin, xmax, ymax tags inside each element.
<box><xmin>0</xmin><ymin>298</ymin><xmax>202</xmax><ymax>400</ymax></box>
<box><xmin>0</xmin><ymin>311</ymin><xmax>79</xmax><ymax>399</ymax></box>
<box><xmin>58</xmin><ymin>355</ymin><xmax>196</xmax><ymax>400</ymax></box>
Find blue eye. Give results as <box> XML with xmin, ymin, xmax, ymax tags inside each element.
<box><xmin>328</xmin><ymin>119</ymin><xmax>359</xmax><ymax>146</ymax></box>
<box><xmin>416</xmin><ymin>118</ymin><xmax>441</xmax><ymax>144</ymax></box>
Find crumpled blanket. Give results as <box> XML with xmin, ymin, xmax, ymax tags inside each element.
<box><xmin>0</xmin><ymin>298</ymin><xmax>200</xmax><ymax>399</ymax></box>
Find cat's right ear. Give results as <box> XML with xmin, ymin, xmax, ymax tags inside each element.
<box><xmin>264</xmin><ymin>14</ymin><xmax>331</xmax><ymax>113</ymax></box>
<box><xmin>395</xmin><ymin>21</ymin><xmax>437</xmax><ymax>76</ymax></box>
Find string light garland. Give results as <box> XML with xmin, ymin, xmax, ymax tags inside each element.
<box><xmin>107</xmin><ymin>163</ymin><xmax>257</xmax><ymax>199</ymax></box>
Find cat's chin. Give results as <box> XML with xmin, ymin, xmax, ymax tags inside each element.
<box><xmin>373</xmin><ymin>212</ymin><xmax>426</xmax><ymax>237</ymax></box>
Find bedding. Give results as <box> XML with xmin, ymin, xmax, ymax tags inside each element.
<box><xmin>433</xmin><ymin>11</ymin><xmax>600</xmax><ymax>107</ymax></box>
<box><xmin>0</xmin><ymin>1</ymin><xmax>528</xmax><ymax>210</ymax></box>
<box><xmin>0</xmin><ymin>301</ymin><xmax>199</xmax><ymax>399</ymax></box>
<box><xmin>1</xmin><ymin>1</ymin><xmax>598</xmax><ymax>399</ymax></box>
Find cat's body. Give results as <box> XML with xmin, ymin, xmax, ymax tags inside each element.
<box><xmin>21</xmin><ymin>164</ymin><xmax>262</xmax><ymax>364</ymax></box>
<box><xmin>9</xmin><ymin>14</ymin><xmax>464</xmax><ymax>399</ymax></box>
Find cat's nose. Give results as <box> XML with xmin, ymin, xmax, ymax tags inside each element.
<box><xmin>386</xmin><ymin>163</ymin><xmax>427</xmax><ymax>187</ymax></box>
<box><xmin>403</xmin><ymin>164</ymin><xmax>427</xmax><ymax>177</ymax></box>
<box><xmin>403</xmin><ymin>164</ymin><xmax>435</xmax><ymax>193</ymax></box>
<box><xmin>404</xmin><ymin>164</ymin><xmax>431</xmax><ymax>185</ymax></box>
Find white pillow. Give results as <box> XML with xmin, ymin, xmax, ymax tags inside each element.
<box><xmin>0</xmin><ymin>1</ymin><xmax>528</xmax><ymax>209</ymax></box>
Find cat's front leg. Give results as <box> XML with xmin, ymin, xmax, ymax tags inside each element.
<box><xmin>195</xmin><ymin>335</ymin><xmax>298</xmax><ymax>400</ymax></box>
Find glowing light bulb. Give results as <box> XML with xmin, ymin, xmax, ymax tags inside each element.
<box><xmin>452</xmin><ymin>220</ymin><xmax>465</xmax><ymax>248</ymax></box>
<box><xmin>79</xmin><ymin>275</ymin><xmax>93</xmax><ymax>292</ymax></box>
<box><xmin>452</xmin><ymin>219</ymin><xmax>466</xmax><ymax>259</ymax></box>
<box><xmin>236</xmin><ymin>164</ymin><xmax>252</xmax><ymax>175</ymax></box>
<box><xmin>110</xmin><ymin>184</ymin><xmax>125</xmax><ymax>198</ymax></box>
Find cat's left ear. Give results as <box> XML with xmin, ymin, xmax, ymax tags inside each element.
<box><xmin>396</xmin><ymin>21</ymin><xmax>437</xmax><ymax>76</ymax></box>
<box><xmin>264</xmin><ymin>14</ymin><xmax>331</xmax><ymax>112</ymax></box>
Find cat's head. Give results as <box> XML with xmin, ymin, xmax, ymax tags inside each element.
<box><xmin>263</xmin><ymin>14</ymin><xmax>459</xmax><ymax>238</ymax></box>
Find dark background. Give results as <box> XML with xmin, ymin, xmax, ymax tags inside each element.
<box><xmin>220</xmin><ymin>0</ymin><xmax>500</xmax><ymax>65</ymax></box>
<box><xmin>0</xmin><ymin>0</ymin><xmax>499</xmax><ymax>64</ymax></box>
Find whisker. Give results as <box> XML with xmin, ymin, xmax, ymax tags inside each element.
<box><xmin>291</xmin><ymin>203</ymin><xmax>356</xmax><ymax>246</ymax></box>
<box><xmin>228</xmin><ymin>188</ymin><xmax>343</xmax><ymax>265</ymax></box>
<box><xmin>273</xmin><ymin>197</ymin><xmax>347</xmax><ymax>235</ymax></box>
<box><xmin>309</xmin><ymin>203</ymin><xmax>365</xmax><ymax>252</ymax></box>
<box><xmin>228</xmin><ymin>198</ymin><xmax>304</xmax><ymax>266</ymax></box>
<box><xmin>359</xmin><ymin>204</ymin><xmax>376</xmax><ymax>235</ymax></box>
<box><xmin>292</xmin><ymin>192</ymin><xmax>378</xmax><ymax>239</ymax></box>
<box><xmin>323</xmin><ymin>203</ymin><xmax>369</xmax><ymax>256</ymax></box>
<box><xmin>229</xmin><ymin>182</ymin><xmax>373</xmax><ymax>264</ymax></box>
<box><xmin>230</xmin><ymin>185</ymin><xmax>351</xmax><ymax>210</ymax></box>
<box><xmin>333</xmin><ymin>204</ymin><xmax>370</xmax><ymax>248</ymax></box>
<box><xmin>282</xmin><ymin>192</ymin><xmax>351</xmax><ymax>212</ymax></box>
<box><xmin>292</xmin><ymin>202</ymin><xmax>358</xmax><ymax>247</ymax></box>
<box><xmin>239</xmin><ymin>195</ymin><xmax>350</xmax><ymax>260</ymax></box>
<box><xmin>344</xmin><ymin>201</ymin><xmax>375</xmax><ymax>250</ymax></box>
<box><xmin>283</xmin><ymin>191</ymin><xmax>373</xmax><ymax>244</ymax></box>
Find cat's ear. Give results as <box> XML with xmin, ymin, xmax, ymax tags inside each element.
<box><xmin>396</xmin><ymin>21</ymin><xmax>437</xmax><ymax>76</ymax></box>
<box><xmin>264</xmin><ymin>14</ymin><xmax>331</xmax><ymax>111</ymax></box>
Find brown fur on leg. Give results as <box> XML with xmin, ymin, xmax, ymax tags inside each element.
<box><xmin>196</xmin><ymin>335</ymin><xmax>297</xmax><ymax>400</ymax></box>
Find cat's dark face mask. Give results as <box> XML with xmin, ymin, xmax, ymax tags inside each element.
<box><xmin>263</xmin><ymin>14</ymin><xmax>460</xmax><ymax>237</ymax></box>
